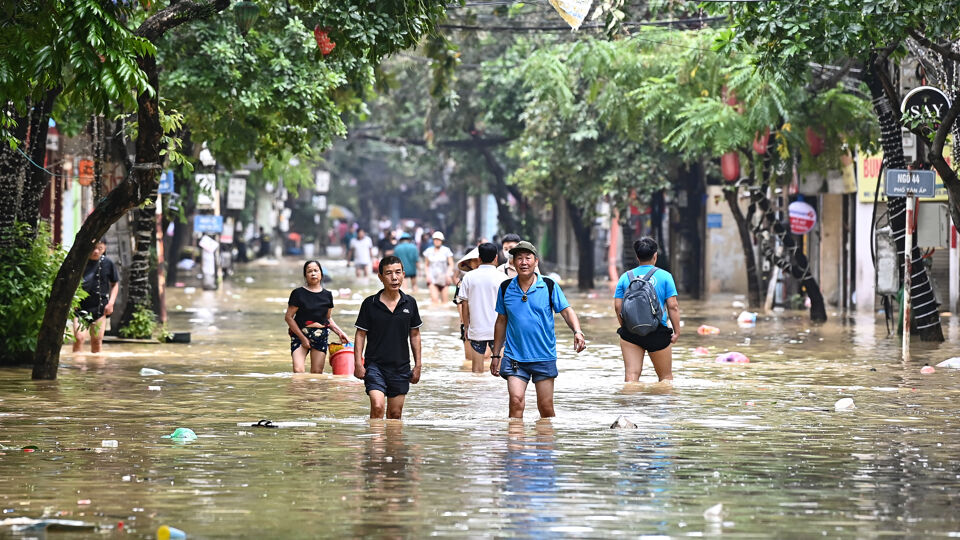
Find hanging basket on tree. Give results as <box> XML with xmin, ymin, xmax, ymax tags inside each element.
<box><xmin>721</xmin><ymin>151</ymin><xmax>740</xmax><ymax>182</ymax></box>
<box><xmin>314</xmin><ymin>26</ymin><xmax>336</xmax><ymax>56</ymax></box>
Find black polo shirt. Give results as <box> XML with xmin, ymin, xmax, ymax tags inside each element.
<box><xmin>354</xmin><ymin>290</ymin><xmax>422</xmax><ymax>369</ymax></box>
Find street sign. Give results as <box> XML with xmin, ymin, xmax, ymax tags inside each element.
<box><xmin>194</xmin><ymin>214</ymin><xmax>223</xmax><ymax>234</ymax></box>
<box><xmin>226</xmin><ymin>177</ymin><xmax>246</xmax><ymax>210</ymax></box>
<box><xmin>314</xmin><ymin>170</ymin><xmax>330</xmax><ymax>193</ymax></box>
<box><xmin>706</xmin><ymin>213</ymin><xmax>722</xmax><ymax>229</ymax></box>
<box><xmin>788</xmin><ymin>200</ymin><xmax>817</xmax><ymax>235</ymax></box>
<box><xmin>195</xmin><ymin>173</ymin><xmax>216</xmax><ymax>207</ymax></box>
<box><xmin>885</xmin><ymin>169</ymin><xmax>936</xmax><ymax>197</ymax></box>
<box><xmin>158</xmin><ymin>170</ymin><xmax>174</xmax><ymax>194</ymax></box>
<box><xmin>313</xmin><ymin>194</ymin><xmax>327</xmax><ymax>212</ymax></box>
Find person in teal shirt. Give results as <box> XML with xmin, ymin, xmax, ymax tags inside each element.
<box><xmin>613</xmin><ymin>237</ymin><xmax>680</xmax><ymax>383</ymax></box>
<box><xmin>393</xmin><ymin>233</ymin><xmax>420</xmax><ymax>293</ymax></box>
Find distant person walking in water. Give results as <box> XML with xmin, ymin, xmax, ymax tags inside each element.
<box><xmin>614</xmin><ymin>237</ymin><xmax>680</xmax><ymax>382</ymax></box>
<box><xmin>497</xmin><ymin>233</ymin><xmax>521</xmax><ymax>278</ymax></box>
<box><xmin>457</xmin><ymin>243</ymin><xmax>503</xmax><ymax>373</ymax></box>
<box><xmin>73</xmin><ymin>239</ymin><xmax>120</xmax><ymax>353</ymax></box>
<box><xmin>349</xmin><ymin>228</ymin><xmax>374</xmax><ymax>277</ymax></box>
<box><xmin>423</xmin><ymin>231</ymin><xmax>454</xmax><ymax>304</ymax></box>
<box><xmin>393</xmin><ymin>233</ymin><xmax>420</xmax><ymax>293</ymax></box>
<box><xmin>491</xmin><ymin>241</ymin><xmax>586</xmax><ymax>418</ymax></box>
<box><xmin>354</xmin><ymin>256</ymin><xmax>423</xmax><ymax>419</ymax></box>
<box><xmin>285</xmin><ymin>261</ymin><xmax>350</xmax><ymax>374</ymax></box>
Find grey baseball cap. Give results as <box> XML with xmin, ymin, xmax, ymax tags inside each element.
<box><xmin>508</xmin><ymin>240</ymin><xmax>538</xmax><ymax>258</ymax></box>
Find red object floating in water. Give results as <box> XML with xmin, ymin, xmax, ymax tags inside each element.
<box><xmin>715</xmin><ymin>351</ymin><xmax>750</xmax><ymax>363</ymax></box>
<box><xmin>921</xmin><ymin>365</ymin><xmax>936</xmax><ymax>374</ymax></box>
<box><xmin>693</xmin><ymin>346</ymin><xmax>710</xmax><ymax>356</ymax></box>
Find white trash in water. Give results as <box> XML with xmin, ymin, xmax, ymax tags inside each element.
<box><xmin>732</xmin><ymin>300</ymin><xmax>746</xmax><ymax>309</ymax></box>
<box><xmin>147</xmin><ymin>386</ymin><xmax>162</xmax><ymax>391</ymax></box>
<box><xmin>244</xmin><ymin>276</ymin><xmax>255</xmax><ymax>284</ymax></box>
<box><xmin>936</xmin><ymin>357</ymin><xmax>960</xmax><ymax>369</ymax></box>
<box><xmin>703</xmin><ymin>503</ymin><xmax>723</xmax><ymax>520</ymax></box>
<box><xmin>834</xmin><ymin>398</ymin><xmax>856</xmax><ymax>411</ymax></box>
<box><xmin>737</xmin><ymin>311</ymin><xmax>757</xmax><ymax>325</ymax></box>
<box><xmin>139</xmin><ymin>368</ymin><xmax>164</xmax><ymax>376</ymax></box>
<box><xmin>101</xmin><ymin>440</ymin><xmax>118</xmax><ymax>448</ymax></box>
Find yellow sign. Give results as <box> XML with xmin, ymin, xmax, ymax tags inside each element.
<box><xmin>858</xmin><ymin>145</ymin><xmax>952</xmax><ymax>202</ymax></box>
<box><xmin>549</xmin><ymin>0</ymin><xmax>592</xmax><ymax>30</ymax></box>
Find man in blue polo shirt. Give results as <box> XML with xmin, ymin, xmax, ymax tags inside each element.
<box><xmin>490</xmin><ymin>241</ymin><xmax>586</xmax><ymax>419</ymax></box>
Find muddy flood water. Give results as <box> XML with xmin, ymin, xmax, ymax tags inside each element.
<box><xmin>2</xmin><ymin>258</ymin><xmax>960</xmax><ymax>538</ymax></box>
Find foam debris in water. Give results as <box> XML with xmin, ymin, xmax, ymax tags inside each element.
<box><xmin>139</xmin><ymin>368</ymin><xmax>164</xmax><ymax>376</ymax></box>
<box><xmin>703</xmin><ymin>503</ymin><xmax>723</xmax><ymax>520</ymax></box>
<box><xmin>610</xmin><ymin>416</ymin><xmax>637</xmax><ymax>429</ymax></box>
<box><xmin>936</xmin><ymin>357</ymin><xmax>960</xmax><ymax>369</ymax></box>
<box><xmin>834</xmin><ymin>398</ymin><xmax>856</xmax><ymax>411</ymax></box>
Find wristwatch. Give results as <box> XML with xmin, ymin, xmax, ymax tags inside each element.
<box><xmin>491</xmin><ymin>355</ymin><xmax>501</xmax><ymax>359</ymax></box>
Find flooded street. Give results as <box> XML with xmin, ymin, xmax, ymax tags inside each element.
<box><xmin>3</xmin><ymin>258</ymin><xmax>960</xmax><ymax>538</ymax></box>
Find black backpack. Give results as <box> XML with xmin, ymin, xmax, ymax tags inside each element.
<box><xmin>500</xmin><ymin>276</ymin><xmax>556</xmax><ymax>313</ymax></box>
<box><xmin>620</xmin><ymin>267</ymin><xmax>662</xmax><ymax>336</ymax></box>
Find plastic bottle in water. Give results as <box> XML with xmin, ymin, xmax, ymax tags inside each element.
<box><xmin>157</xmin><ymin>525</ymin><xmax>186</xmax><ymax>539</ymax></box>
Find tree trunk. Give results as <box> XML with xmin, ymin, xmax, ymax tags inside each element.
<box><xmin>32</xmin><ymin>54</ymin><xmax>164</xmax><ymax>379</ymax></box>
<box><xmin>620</xmin><ymin>210</ymin><xmax>635</xmax><ymax>272</ymax></box>
<box><xmin>866</xmin><ymin>60</ymin><xmax>943</xmax><ymax>342</ymax></box>
<box><xmin>166</xmin><ymin>167</ymin><xmax>196</xmax><ymax>286</ymax></box>
<box><xmin>17</xmin><ymin>87</ymin><xmax>60</xmax><ymax>236</ymax></box>
<box><xmin>928</xmin><ymin>92</ymin><xmax>960</xmax><ymax>233</ymax></box>
<box><xmin>724</xmin><ymin>186</ymin><xmax>762</xmax><ymax>308</ymax></box>
<box><xmin>751</xmin><ymin>190</ymin><xmax>827</xmax><ymax>322</ymax></box>
<box><xmin>119</xmin><ymin>192</ymin><xmax>158</xmax><ymax>328</ymax></box>
<box><xmin>0</xmin><ymin>105</ymin><xmax>30</xmax><ymax>250</ymax></box>
<box><xmin>566</xmin><ymin>199</ymin><xmax>595</xmax><ymax>290</ymax></box>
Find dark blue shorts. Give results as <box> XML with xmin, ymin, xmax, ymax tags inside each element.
<box><xmin>470</xmin><ymin>339</ymin><xmax>495</xmax><ymax>355</ymax></box>
<box><xmin>290</xmin><ymin>327</ymin><xmax>329</xmax><ymax>353</ymax></box>
<box><xmin>364</xmin><ymin>364</ymin><xmax>412</xmax><ymax>398</ymax></box>
<box><xmin>499</xmin><ymin>357</ymin><xmax>558</xmax><ymax>383</ymax></box>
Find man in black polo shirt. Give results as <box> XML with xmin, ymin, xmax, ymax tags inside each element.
<box><xmin>354</xmin><ymin>255</ymin><xmax>423</xmax><ymax>419</ymax></box>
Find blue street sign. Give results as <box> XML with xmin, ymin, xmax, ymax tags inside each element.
<box><xmin>158</xmin><ymin>170</ymin><xmax>174</xmax><ymax>194</ymax></box>
<box><xmin>193</xmin><ymin>214</ymin><xmax>223</xmax><ymax>234</ymax></box>
<box><xmin>707</xmin><ymin>213</ymin><xmax>722</xmax><ymax>229</ymax></box>
<box><xmin>885</xmin><ymin>169</ymin><xmax>936</xmax><ymax>197</ymax></box>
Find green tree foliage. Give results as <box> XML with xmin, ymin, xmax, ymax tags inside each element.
<box><xmin>0</xmin><ymin>1</ymin><xmax>155</xmax><ymax>144</ymax></box>
<box><xmin>0</xmin><ymin>224</ymin><xmax>82</xmax><ymax>365</ymax></box>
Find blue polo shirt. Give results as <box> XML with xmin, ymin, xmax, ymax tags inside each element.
<box><xmin>614</xmin><ymin>265</ymin><xmax>677</xmax><ymax>327</ymax></box>
<box><xmin>495</xmin><ymin>275</ymin><xmax>571</xmax><ymax>362</ymax></box>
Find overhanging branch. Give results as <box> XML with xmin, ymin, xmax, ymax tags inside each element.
<box><xmin>909</xmin><ymin>29</ymin><xmax>960</xmax><ymax>64</ymax></box>
<box><xmin>136</xmin><ymin>0</ymin><xmax>230</xmax><ymax>41</ymax></box>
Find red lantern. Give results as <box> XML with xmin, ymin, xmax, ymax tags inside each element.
<box><xmin>805</xmin><ymin>127</ymin><xmax>824</xmax><ymax>157</ymax></box>
<box><xmin>314</xmin><ymin>25</ymin><xmax>335</xmax><ymax>56</ymax></box>
<box><xmin>721</xmin><ymin>151</ymin><xmax>740</xmax><ymax>182</ymax></box>
<box><xmin>753</xmin><ymin>127</ymin><xmax>770</xmax><ymax>155</ymax></box>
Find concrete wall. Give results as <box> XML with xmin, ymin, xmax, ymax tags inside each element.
<box><xmin>704</xmin><ymin>185</ymin><xmax>748</xmax><ymax>296</ymax></box>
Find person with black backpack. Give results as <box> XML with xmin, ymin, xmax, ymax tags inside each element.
<box><xmin>614</xmin><ymin>237</ymin><xmax>680</xmax><ymax>382</ymax></box>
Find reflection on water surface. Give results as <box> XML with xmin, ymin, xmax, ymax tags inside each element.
<box><xmin>2</xmin><ymin>259</ymin><xmax>960</xmax><ymax>537</ymax></box>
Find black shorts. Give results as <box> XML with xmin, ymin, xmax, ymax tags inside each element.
<box><xmin>618</xmin><ymin>324</ymin><xmax>673</xmax><ymax>352</ymax></box>
<box><xmin>364</xmin><ymin>364</ymin><xmax>411</xmax><ymax>398</ymax></box>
